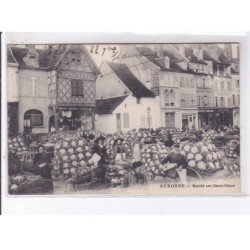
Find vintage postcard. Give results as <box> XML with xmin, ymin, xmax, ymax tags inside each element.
<box><xmin>5</xmin><ymin>40</ymin><xmax>241</xmax><ymax>196</ymax></box>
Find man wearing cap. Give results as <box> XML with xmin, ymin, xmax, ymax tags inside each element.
<box><xmin>161</xmin><ymin>144</ymin><xmax>188</xmax><ymax>182</ymax></box>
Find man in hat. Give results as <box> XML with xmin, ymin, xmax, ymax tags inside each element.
<box><xmin>161</xmin><ymin>143</ymin><xmax>188</xmax><ymax>182</ymax></box>
<box><xmin>164</xmin><ymin>132</ymin><xmax>174</xmax><ymax>148</ymax></box>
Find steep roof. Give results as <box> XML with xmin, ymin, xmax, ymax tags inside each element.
<box><xmin>7</xmin><ymin>46</ymin><xmax>18</xmax><ymax>64</ymax></box>
<box><xmin>184</xmin><ymin>47</ymin><xmax>207</xmax><ymax>65</ymax></box>
<box><xmin>136</xmin><ymin>47</ymin><xmax>183</xmax><ymax>72</ymax></box>
<box><xmin>136</xmin><ymin>46</ymin><xmax>209</xmax><ymax>76</ymax></box>
<box><xmin>203</xmin><ymin>50</ymin><xmax>219</xmax><ymax>63</ymax></box>
<box><xmin>8</xmin><ymin>46</ymin><xmax>65</xmax><ymax>68</ymax></box>
<box><xmin>218</xmin><ymin>54</ymin><xmax>231</xmax><ymax>66</ymax></box>
<box><xmin>96</xmin><ymin>95</ymin><xmax>128</xmax><ymax>114</ymax></box>
<box><xmin>8</xmin><ymin>45</ymin><xmax>100</xmax><ymax>73</ymax></box>
<box><xmin>106</xmin><ymin>62</ymin><xmax>155</xmax><ymax>98</ymax></box>
<box><xmin>136</xmin><ymin>47</ymin><xmax>165</xmax><ymax>69</ymax></box>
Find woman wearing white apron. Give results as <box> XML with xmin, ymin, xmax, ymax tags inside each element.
<box><xmin>131</xmin><ymin>136</ymin><xmax>143</xmax><ymax>169</ymax></box>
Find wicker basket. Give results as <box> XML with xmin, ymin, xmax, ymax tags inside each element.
<box><xmin>12</xmin><ymin>179</ymin><xmax>53</xmax><ymax>195</ymax></box>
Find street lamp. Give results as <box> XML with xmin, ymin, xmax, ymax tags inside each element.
<box><xmin>146</xmin><ymin>107</ymin><xmax>151</xmax><ymax>129</ymax></box>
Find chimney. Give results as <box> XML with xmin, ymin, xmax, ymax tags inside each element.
<box><xmin>155</xmin><ymin>56</ymin><xmax>170</xmax><ymax>69</ymax></box>
<box><xmin>154</xmin><ymin>44</ymin><xmax>164</xmax><ymax>57</ymax></box>
<box><xmin>164</xmin><ymin>56</ymin><xmax>170</xmax><ymax>68</ymax></box>
<box><xmin>145</xmin><ymin>81</ymin><xmax>152</xmax><ymax>90</ymax></box>
<box><xmin>193</xmin><ymin>48</ymin><xmax>203</xmax><ymax>59</ymax></box>
<box><xmin>23</xmin><ymin>45</ymin><xmax>39</xmax><ymax>67</ymax></box>
<box><xmin>178</xmin><ymin>45</ymin><xmax>185</xmax><ymax>57</ymax></box>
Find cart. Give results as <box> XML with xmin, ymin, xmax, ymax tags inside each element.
<box><xmin>64</xmin><ymin>165</ymin><xmax>108</xmax><ymax>192</ymax></box>
<box><xmin>106</xmin><ymin>159</ymin><xmax>148</xmax><ymax>188</ymax></box>
<box><xmin>147</xmin><ymin>163</ymin><xmax>203</xmax><ymax>183</ymax></box>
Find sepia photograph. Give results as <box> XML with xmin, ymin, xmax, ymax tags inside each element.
<box><xmin>6</xmin><ymin>42</ymin><xmax>241</xmax><ymax>195</ymax></box>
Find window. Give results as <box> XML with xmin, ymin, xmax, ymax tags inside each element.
<box><xmin>207</xmin><ymin>97</ymin><xmax>211</xmax><ymax>107</ymax></box>
<box><xmin>180</xmin><ymin>99</ymin><xmax>186</xmax><ymax>107</ymax></box>
<box><xmin>227</xmin><ymin>82</ymin><xmax>231</xmax><ymax>92</ymax></box>
<box><xmin>190</xmin><ymin>78</ymin><xmax>194</xmax><ymax>87</ymax></box>
<box><xmin>233</xmin><ymin>95</ymin><xmax>235</xmax><ymax>106</ymax></box>
<box><xmin>203</xmin><ymin>78</ymin><xmax>206</xmax><ymax>88</ymax></box>
<box><xmin>220</xmin><ymin>97</ymin><xmax>224</xmax><ymax>107</ymax></box>
<box><xmin>136</xmin><ymin>97</ymin><xmax>140</xmax><ymax>104</ymax></box>
<box><xmin>180</xmin><ymin>77</ymin><xmax>185</xmax><ymax>87</ymax></box>
<box><xmin>215</xmin><ymin>97</ymin><xmax>218</xmax><ymax>107</ymax></box>
<box><xmin>238</xmin><ymin>95</ymin><xmax>240</xmax><ymax>105</ymax></box>
<box><xmin>204</xmin><ymin>96</ymin><xmax>208</xmax><ymax>107</ymax></box>
<box><xmin>116</xmin><ymin>113</ymin><xmax>121</xmax><ymax>131</ymax></box>
<box><xmin>214</xmin><ymin>80</ymin><xmax>218</xmax><ymax>90</ymax></box>
<box><xmin>228</xmin><ymin>97</ymin><xmax>232</xmax><ymax>107</ymax></box>
<box><xmin>24</xmin><ymin>109</ymin><xmax>43</xmax><ymax>127</ymax></box>
<box><xmin>168</xmin><ymin>75</ymin><xmax>173</xmax><ymax>86</ymax></box>
<box><xmin>123</xmin><ymin>113</ymin><xmax>129</xmax><ymax>128</ymax></box>
<box><xmin>165</xmin><ymin>89</ymin><xmax>175</xmax><ymax>106</ymax></box>
<box><xmin>198</xmin><ymin>96</ymin><xmax>201</xmax><ymax>106</ymax></box>
<box><xmin>173</xmin><ymin>75</ymin><xmax>178</xmax><ymax>86</ymax></box>
<box><xmin>221</xmin><ymin>81</ymin><xmax>225</xmax><ymax>91</ymax></box>
<box><xmin>180</xmin><ymin>95</ymin><xmax>195</xmax><ymax>107</ymax></box>
<box><xmin>237</xmin><ymin>80</ymin><xmax>240</xmax><ymax>88</ymax></box>
<box><xmin>71</xmin><ymin>79</ymin><xmax>83</xmax><ymax>96</ymax></box>
<box><xmin>191</xmin><ymin>98</ymin><xmax>196</xmax><ymax>107</ymax></box>
<box><xmin>169</xmin><ymin>90</ymin><xmax>175</xmax><ymax>106</ymax></box>
<box><xmin>29</xmin><ymin>77</ymin><xmax>39</xmax><ymax>96</ymax></box>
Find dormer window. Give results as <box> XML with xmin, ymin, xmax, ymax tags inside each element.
<box><xmin>23</xmin><ymin>46</ymin><xmax>39</xmax><ymax>67</ymax></box>
<box><xmin>72</xmin><ymin>58</ymin><xmax>81</xmax><ymax>63</ymax></box>
<box><xmin>165</xmin><ymin>56</ymin><xmax>170</xmax><ymax>68</ymax></box>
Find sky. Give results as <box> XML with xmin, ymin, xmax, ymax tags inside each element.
<box><xmin>23</xmin><ymin>43</ymin><xmax>239</xmax><ymax>67</ymax></box>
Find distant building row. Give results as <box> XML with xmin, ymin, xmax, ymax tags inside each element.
<box><xmin>7</xmin><ymin>44</ymin><xmax>240</xmax><ymax>136</ymax></box>
<box><xmin>96</xmin><ymin>44</ymin><xmax>240</xmax><ymax>133</ymax></box>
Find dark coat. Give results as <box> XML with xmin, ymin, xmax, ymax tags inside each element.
<box><xmin>161</xmin><ymin>152</ymin><xmax>188</xmax><ymax>169</ymax></box>
<box><xmin>8</xmin><ymin>152</ymin><xmax>21</xmax><ymax>176</ymax></box>
<box><xmin>92</xmin><ymin>144</ymin><xmax>108</xmax><ymax>165</ymax></box>
<box><xmin>161</xmin><ymin>152</ymin><xmax>188</xmax><ymax>179</ymax></box>
<box><xmin>164</xmin><ymin>139</ymin><xmax>174</xmax><ymax>148</ymax></box>
<box><xmin>33</xmin><ymin>152</ymin><xmax>52</xmax><ymax>179</ymax></box>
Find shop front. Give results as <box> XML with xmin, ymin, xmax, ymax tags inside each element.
<box><xmin>179</xmin><ymin>110</ymin><xmax>198</xmax><ymax>130</ymax></box>
<box><xmin>233</xmin><ymin>108</ymin><xmax>240</xmax><ymax>127</ymax></box>
<box><xmin>49</xmin><ymin>106</ymin><xmax>95</xmax><ymax>132</ymax></box>
<box><xmin>213</xmin><ymin>108</ymin><xmax>233</xmax><ymax>129</ymax></box>
<box><xmin>198</xmin><ymin>109</ymin><xmax>215</xmax><ymax>130</ymax></box>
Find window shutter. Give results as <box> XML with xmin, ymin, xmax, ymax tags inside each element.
<box><xmin>29</xmin><ymin>78</ymin><xmax>34</xmax><ymax>96</ymax></box>
<box><xmin>29</xmin><ymin>78</ymin><xmax>38</xmax><ymax>96</ymax></box>
<box><xmin>123</xmin><ymin>113</ymin><xmax>129</xmax><ymax>128</ymax></box>
<box><xmin>33</xmin><ymin>78</ymin><xmax>38</xmax><ymax>96</ymax></box>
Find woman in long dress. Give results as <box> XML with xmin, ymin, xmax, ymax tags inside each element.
<box><xmin>113</xmin><ymin>138</ymin><xmax>127</xmax><ymax>162</ymax></box>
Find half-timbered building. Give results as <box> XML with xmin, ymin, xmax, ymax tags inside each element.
<box><xmin>47</xmin><ymin>45</ymin><xmax>100</xmax><ymax>131</ymax></box>
<box><xmin>7</xmin><ymin>45</ymin><xmax>100</xmax><ymax>134</ymax></box>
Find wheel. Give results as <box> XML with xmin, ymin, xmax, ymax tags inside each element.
<box><xmin>186</xmin><ymin>167</ymin><xmax>202</xmax><ymax>182</ymax></box>
<box><xmin>121</xmin><ymin>171</ymin><xmax>136</xmax><ymax>188</ymax></box>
